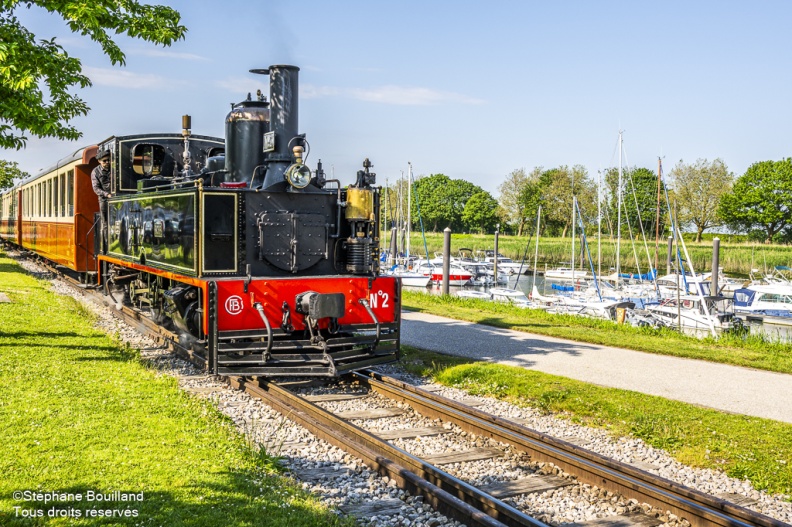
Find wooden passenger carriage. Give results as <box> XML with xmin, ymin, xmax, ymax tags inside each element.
<box><xmin>0</xmin><ymin>145</ymin><xmax>100</xmax><ymax>275</ymax></box>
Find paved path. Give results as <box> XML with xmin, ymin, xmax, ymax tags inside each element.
<box><xmin>402</xmin><ymin>311</ymin><xmax>792</xmax><ymax>424</ymax></box>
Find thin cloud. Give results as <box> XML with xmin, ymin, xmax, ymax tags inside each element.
<box><xmin>301</xmin><ymin>84</ymin><xmax>342</xmax><ymax>98</ymax></box>
<box><xmin>83</xmin><ymin>67</ymin><xmax>178</xmax><ymax>90</ymax></box>
<box><xmin>129</xmin><ymin>48</ymin><xmax>210</xmax><ymax>61</ymax></box>
<box><xmin>304</xmin><ymin>84</ymin><xmax>485</xmax><ymax>105</ymax></box>
<box><xmin>214</xmin><ymin>78</ymin><xmax>486</xmax><ymax>106</ymax></box>
<box><xmin>350</xmin><ymin>85</ymin><xmax>485</xmax><ymax>105</ymax></box>
<box><xmin>215</xmin><ymin>76</ymin><xmax>269</xmax><ymax>96</ymax></box>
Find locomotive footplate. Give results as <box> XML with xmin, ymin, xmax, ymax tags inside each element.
<box><xmin>208</xmin><ymin>278</ymin><xmax>401</xmax><ymax>376</ymax></box>
<box><xmin>211</xmin><ymin>325</ymin><xmax>400</xmax><ymax>376</ymax></box>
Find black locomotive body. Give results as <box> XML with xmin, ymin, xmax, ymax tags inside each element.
<box><xmin>93</xmin><ymin>65</ymin><xmax>400</xmax><ymax>376</ymax></box>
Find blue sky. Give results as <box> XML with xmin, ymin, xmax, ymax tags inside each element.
<box><xmin>5</xmin><ymin>1</ymin><xmax>792</xmax><ymax>195</ymax></box>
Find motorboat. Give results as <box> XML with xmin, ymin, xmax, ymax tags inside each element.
<box><xmin>646</xmin><ymin>295</ymin><xmax>741</xmax><ymax>332</ymax></box>
<box><xmin>413</xmin><ymin>262</ymin><xmax>473</xmax><ymax>286</ymax></box>
<box><xmin>530</xmin><ymin>285</ymin><xmax>630</xmax><ymax>319</ymax></box>
<box><xmin>480</xmin><ymin>252</ymin><xmax>530</xmax><ymax>275</ymax></box>
<box><xmin>456</xmin><ymin>290</ymin><xmax>491</xmax><ymax>300</ymax></box>
<box><xmin>732</xmin><ymin>284</ymin><xmax>792</xmax><ymax>325</ymax></box>
<box><xmin>393</xmin><ymin>269</ymin><xmax>432</xmax><ymax>287</ymax></box>
<box><xmin>457</xmin><ymin>287</ymin><xmax>536</xmax><ymax>308</ymax></box>
<box><xmin>655</xmin><ymin>272</ymin><xmax>713</xmax><ymax>297</ymax></box>
<box><xmin>544</xmin><ymin>267</ymin><xmax>591</xmax><ymax>281</ymax></box>
<box><xmin>460</xmin><ymin>262</ymin><xmax>509</xmax><ymax>285</ymax></box>
<box><xmin>489</xmin><ymin>287</ymin><xmax>533</xmax><ymax>307</ymax></box>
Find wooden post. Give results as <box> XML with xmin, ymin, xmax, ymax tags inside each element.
<box><xmin>493</xmin><ymin>224</ymin><xmax>500</xmax><ymax>281</ymax></box>
<box><xmin>666</xmin><ymin>236</ymin><xmax>673</xmax><ymax>276</ymax></box>
<box><xmin>442</xmin><ymin>227</ymin><xmax>451</xmax><ymax>295</ymax></box>
<box><xmin>712</xmin><ymin>238</ymin><xmax>720</xmax><ymax>295</ymax></box>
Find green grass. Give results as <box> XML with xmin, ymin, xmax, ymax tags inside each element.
<box><xmin>0</xmin><ymin>252</ymin><xmax>351</xmax><ymax>527</ymax></box>
<box><xmin>399</xmin><ymin>346</ymin><xmax>792</xmax><ymax>497</ymax></box>
<box><xmin>402</xmin><ymin>290</ymin><xmax>792</xmax><ymax>374</ymax></box>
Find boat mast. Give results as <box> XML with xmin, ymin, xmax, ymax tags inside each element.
<box><xmin>571</xmin><ymin>171</ymin><xmax>575</xmax><ymax>282</ymax></box>
<box><xmin>532</xmin><ymin>206</ymin><xmax>542</xmax><ymax>294</ymax></box>
<box><xmin>598</xmin><ymin>170</ymin><xmax>602</xmax><ymax>279</ymax></box>
<box><xmin>616</xmin><ymin>130</ymin><xmax>623</xmax><ymax>289</ymax></box>
<box><xmin>407</xmin><ymin>162</ymin><xmax>412</xmax><ymax>263</ymax></box>
<box><xmin>654</xmin><ymin>157</ymin><xmax>662</xmax><ymax>278</ymax></box>
<box><xmin>384</xmin><ymin>176</ymin><xmax>390</xmax><ymax>265</ymax></box>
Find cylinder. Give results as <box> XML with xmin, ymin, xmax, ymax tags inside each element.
<box><xmin>346</xmin><ymin>188</ymin><xmax>374</xmax><ymax>221</ymax></box>
<box><xmin>225</xmin><ymin>99</ymin><xmax>270</xmax><ymax>184</ymax></box>
<box><xmin>346</xmin><ymin>237</ymin><xmax>370</xmax><ymax>274</ymax></box>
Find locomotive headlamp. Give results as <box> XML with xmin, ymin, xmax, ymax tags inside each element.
<box><xmin>284</xmin><ymin>144</ymin><xmax>312</xmax><ymax>189</ymax></box>
<box><xmin>285</xmin><ymin>164</ymin><xmax>312</xmax><ymax>188</ymax></box>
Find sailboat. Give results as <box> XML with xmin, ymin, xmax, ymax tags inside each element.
<box><xmin>384</xmin><ymin>165</ymin><xmax>431</xmax><ymax>287</ymax></box>
<box><xmin>545</xmin><ymin>184</ymin><xmax>590</xmax><ymax>281</ymax></box>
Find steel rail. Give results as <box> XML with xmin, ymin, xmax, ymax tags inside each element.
<box><xmin>230</xmin><ymin>376</ymin><xmax>549</xmax><ymax>527</ymax></box>
<box><xmin>353</xmin><ymin>370</ymin><xmax>785</xmax><ymax>527</ymax></box>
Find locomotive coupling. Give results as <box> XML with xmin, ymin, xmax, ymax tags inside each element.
<box><xmin>295</xmin><ymin>291</ymin><xmax>345</xmax><ymax>320</ymax></box>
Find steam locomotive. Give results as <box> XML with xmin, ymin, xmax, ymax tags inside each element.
<box><xmin>0</xmin><ymin>65</ymin><xmax>401</xmax><ymax>376</ymax></box>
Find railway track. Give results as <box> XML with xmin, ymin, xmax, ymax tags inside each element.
<box><xmin>21</xmin><ymin>250</ymin><xmax>791</xmax><ymax>527</ymax></box>
<box><xmin>225</xmin><ymin>373</ymin><xmax>786</xmax><ymax>527</ymax></box>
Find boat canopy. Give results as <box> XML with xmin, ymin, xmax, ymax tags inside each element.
<box><xmin>733</xmin><ymin>288</ymin><xmax>756</xmax><ymax>308</ymax></box>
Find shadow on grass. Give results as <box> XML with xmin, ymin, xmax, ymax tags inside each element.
<box><xmin>1</xmin><ymin>469</ymin><xmax>342</xmax><ymax>526</ymax></box>
<box><xmin>0</xmin><ymin>331</ymin><xmax>97</xmax><ymax>340</ymax></box>
<box><xmin>0</xmin><ymin>262</ymin><xmax>26</xmax><ymax>275</ymax></box>
<box><xmin>0</xmin><ymin>332</ymin><xmax>137</xmax><ymax>360</ymax></box>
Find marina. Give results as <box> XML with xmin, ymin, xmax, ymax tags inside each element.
<box><xmin>404</xmin><ymin>271</ymin><xmax>792</xmax><ymax>343</ymax></box>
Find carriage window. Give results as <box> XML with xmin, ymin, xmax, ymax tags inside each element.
<box><xmin>67</xmin><ymin>170</ymin><xmax>74</xmax><ymax>216</ymax></box>
<box><xmin>59</xmin><ymin>173</ymin><xmax>66</xmax><ymax>216</ymax></box>
<box><xmin>132</xmin><ymin>144</ymin><xmax>165</xmax><ymax>176</ymax></box>
<box><xmin>53</xmin><ymin>177</ymin><xmax>59</xmax><ymax>217</ymax></box>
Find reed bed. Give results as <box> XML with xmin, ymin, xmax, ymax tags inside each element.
<box><xmin>399</xmin><ymin>231</ymin><xmax>792</xmax><ymax>277</ymax></box>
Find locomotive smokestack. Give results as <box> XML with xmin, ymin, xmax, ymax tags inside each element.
<box><xmin>259</xmin><ymin>64</ymin><xmax>300</xmax><ymax>190</ymax></box>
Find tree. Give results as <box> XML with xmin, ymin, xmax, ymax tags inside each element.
<box><xmin>462</xmin><ymin>191</ymin><xmax>499</xmax><ymax>234</ymax></box>
<box><xmin>719</xmin><ymin>158</ymin><xmax>792</xmax><ymax>243</ymax></box>
<box><xmin>604</xmin><ymin>166</ymin><xmax>668</xmax><ymax>240</ymax></box>
<box><xmin>516</xmin><ymin>174</ymin><xmax>543</xmax><ymax>234</ymax></box>
<box><xmin>0</xmin><ymin>160</ymin><xmax>28</xmax><ymax>189</ymax></box>
<box><xmin>538</xmin><ymin>165</ymin><xmax>596</xmax><ymax>237</ymax></box>
<box><xmin>412</xmin><ymin>174</ymin><xmax>484</xmax><ymax>232</ymax></box>
<box><xmin>412</xmin><ymin>174</ymin><xmax>453</xmax><ymax>232</ymax></box>
<box><xmin>1</xmin><ymin>2</ymin><xmax>187</xmax><ymax>149</ymax></box>
<box><xmin>670</xmin><ymin>159</ymin><xmax>733</xmax><ymax>242</ymax></box>
<box><xmin>498</xmin><ymin>168</ymin><xmax>528</xmax><ymax>235</ymax></box>
<box><xmin>497</xmin><ymin>167</ymin><xmax>545</xmax><ymax>236</ymax></box>
<box><xmin>443</xmin><ymin>179</ymin><xmax>482</xmax><ymax>231</ymax></box>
